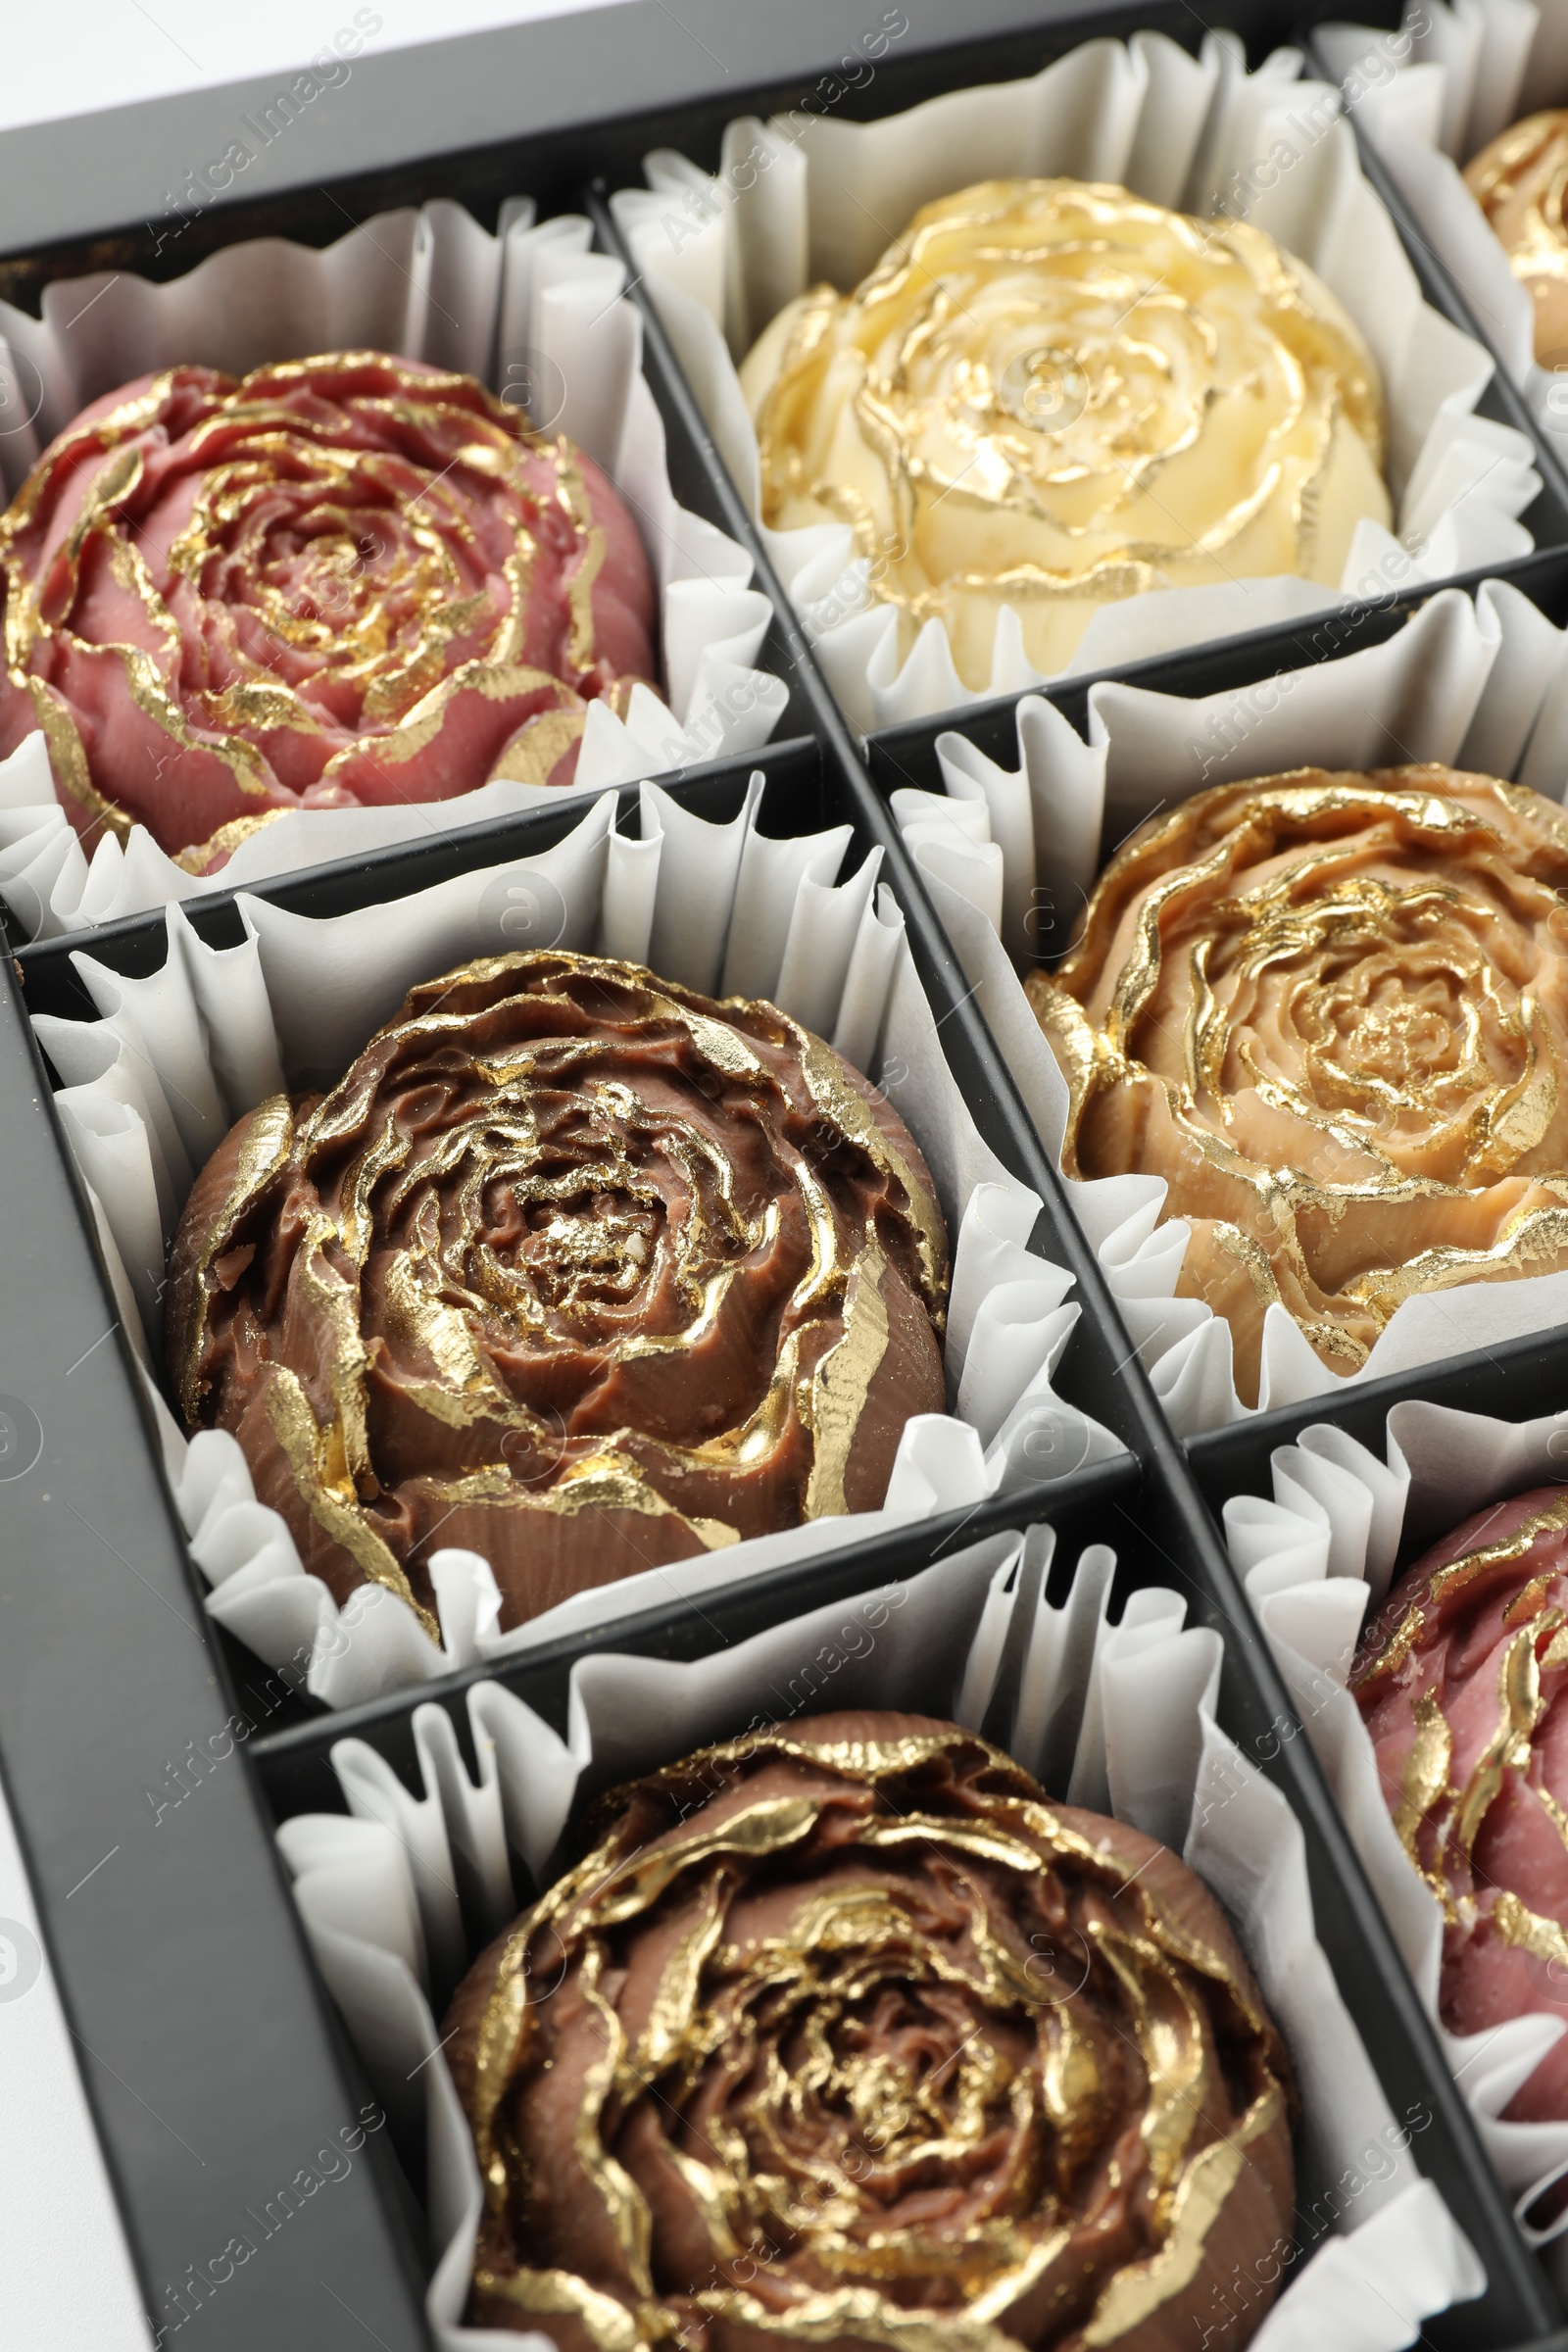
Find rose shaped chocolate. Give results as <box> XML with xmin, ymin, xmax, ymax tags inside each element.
<box><xmin>1465</xmin><ymin>114</ymin><xmax>1568</xmax><ymax>368</ymax></box>
<box><xmin>1027</xmin><ymin>764</ymin><xmax>1568</xmax><ymax>1404</ymax></box>
<box><xmin>446</xmin><ymin>1709</ymin><xmax>1296</xmax><ymax>2349</ymax></box>
<box><xmin>0</xmin><ymin>353</ymin><xmax>656</xmax><ymax>869</ymax></box>
<box><xmin>741</xmin><ymin>179</ymin><xmax>1389</xmax><ymax>687</ymax></box>
<box><xmin>165</xmin><ymin>953</ymin><xmax>948</xmax><ymax>1635</ymax></box>
<box><xmin>1356</xmin><ymin>1486</ymin><xmax>1568</xmax><ymax>2123</ymax></box>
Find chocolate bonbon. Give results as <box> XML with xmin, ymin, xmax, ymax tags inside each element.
<box><xmin>1026</xmin><ymin>763</ymin><xmax>1568</xmax><ymax>1402</ymax></box>
<box><xmin>0</xmin><ymin>353</ymin><xmax>656</xmax><ymax>867</ymax></box>
<box><xmin>741</xmin><ymin>177</ymin><xmax>1390</xmax><ymax>684</ymax></box>
<box><xmin>445</xmin><ymin>1708</ymin><xmax>1297</xmax><ymax>2348</ymax></box>
<box><xmin>1356</xmin><ymin>1485</ymin><xmax>1568</xmax><ymax>2124</ymax></box>
<box><xmin>166</xmin><ymin>952</ymin><xmax>949</xmax><ymax>1633</ymax></box>
<box><xmin>1465</xmin><ymin>112</ymin><xmax>1568</xmax><ymax>368</ymax></box>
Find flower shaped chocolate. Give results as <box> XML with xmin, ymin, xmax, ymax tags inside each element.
<box><xmin>165</xmin><ymin>954</ymin><xmax>948</xmax><ymax>1635</ymax></box>
<box><xmin>1356</xmin><ymin>1485</ymin><xmax>1568</xmax><ymax>2123</ymax></box>
<box><xmin>1026</xmin><ymin>765</ymin><xmax>1568</xmax><ymax>1403</ymax></box>
<box><xmin>741</xmin><ymin>178</ymin><xmax>1389</xmax><ymax>685</ymax></box>
<box><xmin>446</xmin><ymin>1710</ymin><xmax>1296</xmax><ymax>2349</ymax></box>
<box><xmin>0</xmin><ymin>353</ymin><xmax>656</xmax><ymax>869</ymax></box>
<box><xmin>1465</xmin><ymin>113</ymin><xmax>1568</xmax><ymax>368</ymax></box>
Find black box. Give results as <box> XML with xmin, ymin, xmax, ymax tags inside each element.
<box><xmin>3</xmin><ymin>7</ymin><xmax>1568</xmax><ymax>2347</ymax></box>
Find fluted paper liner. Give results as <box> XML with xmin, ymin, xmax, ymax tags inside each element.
<box><xmin>610</xmin><ymin>30</ymin><xmax>1538</xmax><ymax>732</ymax></box>
<box><xmin>896</xmin><ymin>578</ymin><xmax>1568</xmax><ymax>1434</ymax></box>
<box><xmin>34</xmin><ymin>779</ymin><xmax>1122</xmax><ymax>1705</ymax></box>
<box><xmin>1220</xmin><ymin>1391</ymin><xmax>1568</xmax><ymax>2289</ymax></box>
<box><xmin>272</xmin><ymin>1520</ymin><xmax>1481</xmax><ymax>2350</ymax></box>
<box><xmin>0</xmin><ymin>200</ymin><xmax>788</xmax><ymax>938</ymax></box>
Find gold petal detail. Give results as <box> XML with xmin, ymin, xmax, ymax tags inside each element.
<box><xmin>487</xmin><ymin>704</ymin><xmax>588</xmax><ymax>784</ymax></box>
<box><xmin>262</xmin><ymin>1365</ymin><xmax>433</xmax><ymax>1634</ymax></box>
<box><xmin>1083</xmin><ymin>2089</ymin><xmax>1283</xmax><ymax>2343</ymax></box>
<box><xmin>176</xmin><ymin>1095</ymin><xmax>295</xmax><ymax>1422</ymax></box>
<box><xmin>474</xmin><ymin>2267</ymin><xmax>650</xmax><ymax>2352</ymax></box>
<box><xmin>172</xmin><ymin>807</ymin><xmax>294</xmax><ymax>875</ymax></box>
<box><xmin>803</xmin><ymin>1236</ymin><xmax>889</xmax><ymax>1516</ymax></box>
<box><xmin>24</xmin><ymin>679</ymin><xmax>130</xmax><ymax>842</ymax></box>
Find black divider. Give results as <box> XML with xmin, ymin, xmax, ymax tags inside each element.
<box><xmin>858</xmin><ymin>636</ymin><xmax>1568</xmax><ymax>2340</ymax></box>
<box><xmin>236</xmin><ymin>1448</ymin><xmax>1477</xmax><ymax>2332</ymax></box>
<box><xmin>593</xmin><ymin>212</ymin><xmax>1172</xmax><ymax>1471</ymax></box>
<box><xmin>808</xmin><ymin>416</ymin><xmax>1568</xmax><ymax>2350</ymax></box>
<box><xmin>858</xmin><ymin>788</ymin><xmax>1568</xmax><ymax>2350</ymax></box>
<box><xmin>588</xmin><ymin>3</ymin><xmax>1568</xmax><ymax>763</ymax></box>
<box><xmin>1</xmin><ymin>737</ymin><xmax>1130</xmax><ymax>2345</ymax></box>
<box><xmin>236</xmin><ymin>1442</ymin><xmax>1557</xmax><ymax>2352</ymax></box>
<box><xmin>863</xmin><ymin>547</ymin><xmax>1568</xmax><ymax>800</ymax></box>
<box><xmin>1184</xmin><ymin>1333</ymin><xmax>1568</xmax><ymax>2352</ymax></box>
<box><xmin>0</xmin><ymin>155</ymin><xmax>823</xmax><ymax>970</ymax></box>
<box><xmin>1189</xmin><ymin>1328</ymin><xmax>1568</xmax><ymax>1522</ymax></box>
<box><xmin>18</xmin><ymin>740</ymin><xmax>820</xmax><ymax>1005</ymax></box>
<box><xmin>18</xmin><ymin>736</ymin><xmax>1145</xmax><ymax>1743</ymax></box>
<box><xmin>244</xmin><ymin>1457</ymin><xmax>1150</xmax><ymax>2266</ymax></box>
<box><xmin>245</xmin><ymin>1455</ymin><xmax>1143</xmax><ymax>1821</ymax></box>
<box><xmin>19</xmin><ymin>736</ymin><xmax>1118</xmax><ymax>1448</ymax></box>
<box><xmin>0</xmin><ymin>738</ymin><xmax>1118</xmax><ymax>2347</ymax></box>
